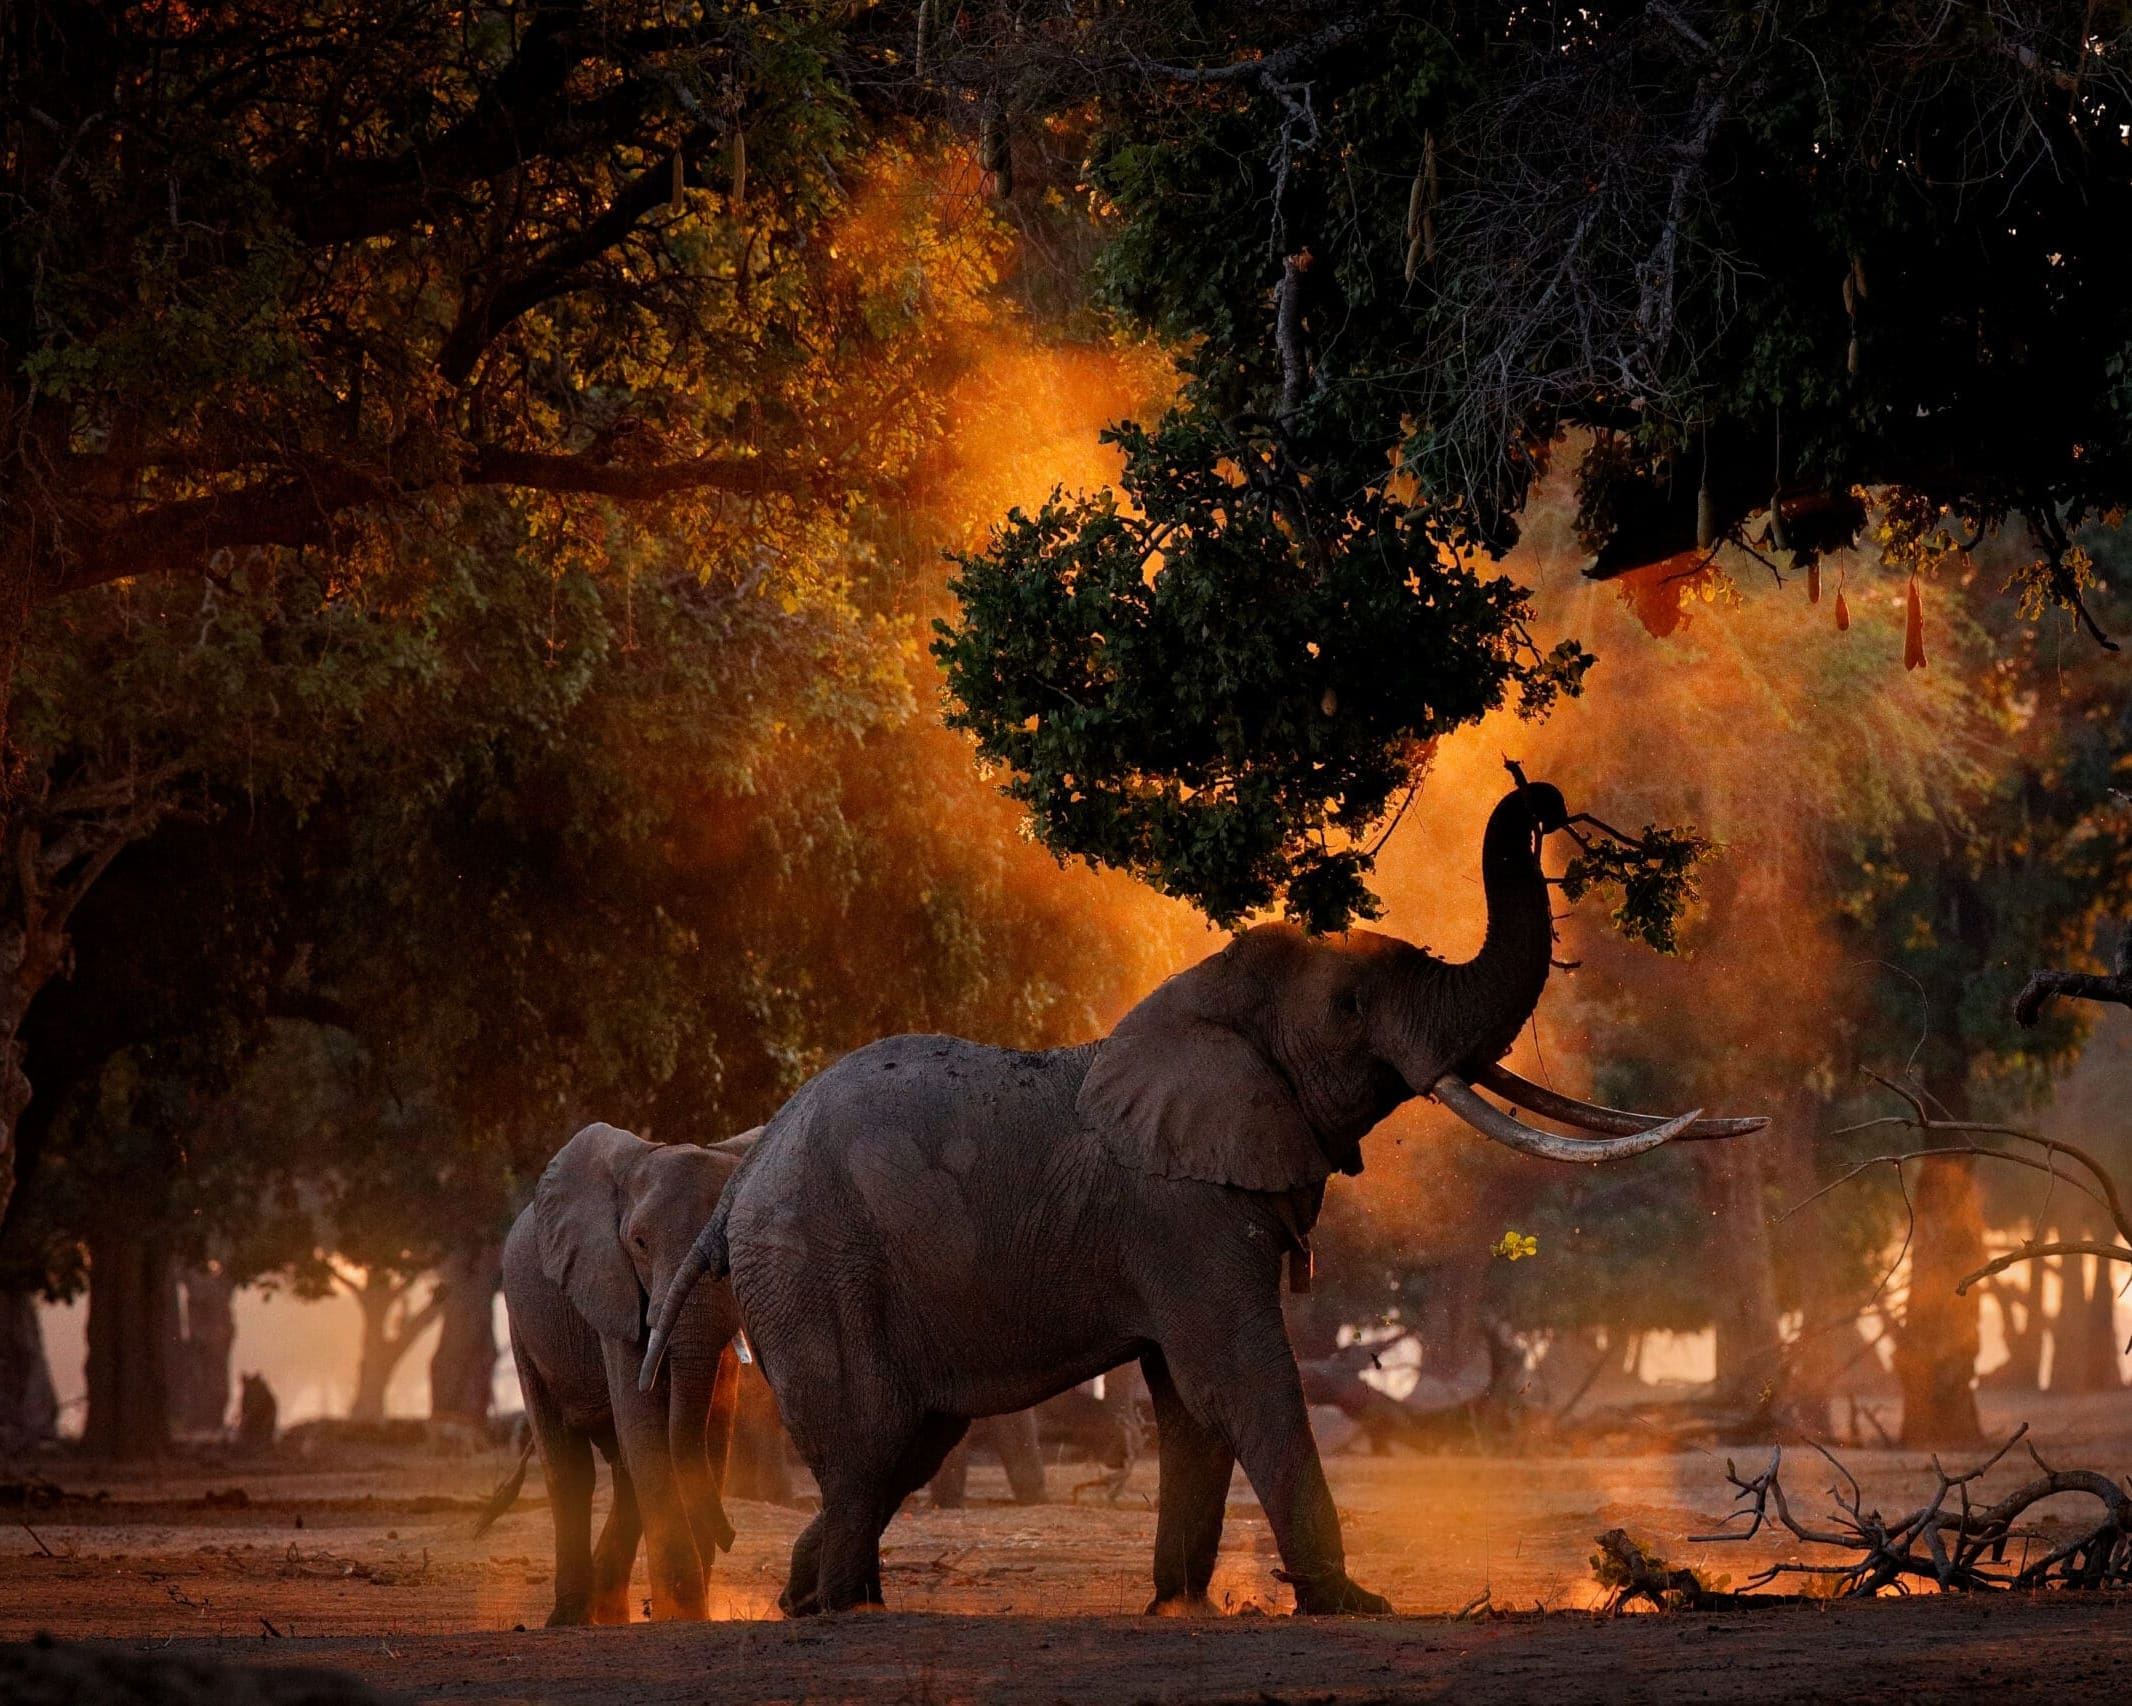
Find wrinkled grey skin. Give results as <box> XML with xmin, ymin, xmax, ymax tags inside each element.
<box><xmin>654</xmin><ymin>785</ymin><xmax>1573</xmax><ymax>1618</ymax></box>
<box><xmin>503</xmin><ymin>1123</ymin><xmax>756</xmax><ymax>1624</ymax></box>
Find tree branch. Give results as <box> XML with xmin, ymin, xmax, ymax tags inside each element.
<box><xmin>464</xmin><ymin>445</ymin><xmax>803</xmax><ymax>501</ymax></box>
<box><xmin>1956</xmin><ymin>1239</ymin><xmax>2132</xmax><ymax>1296</ymax></box>
<box><xmin>436</xmin><ymin>134</ymin><xmax>710</xmax><ymax>384</ymax></box>
<box><xmin>46</xmin><ymin>446</ymin><xmax>801</xmax><ymax>596</ymax></box>
<box><xmin>278</xmin><ymin>10</ymin><xmax>710</xmax><ymax>245</ymax></box>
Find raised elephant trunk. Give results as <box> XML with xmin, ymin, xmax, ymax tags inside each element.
<box><xmin>1397</xmin><ymin>781</ymin><xmax>1765</xmax><ymax>1161</ymax></box>
<box><xmin>1446</xmin><ymin>780</ymin><xmax>1561</xmax><ymax>1067</ymax></box>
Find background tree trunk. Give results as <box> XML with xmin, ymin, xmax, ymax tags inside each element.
<box><xmin>428</xmin><ymin>1242</ymin><xmax>502</xmax><ymax>1426</ymax></box>
<box><xmin>1978</xmin><ymin>1263</ymin><xmax>2048</xmax><ymax>1392</ymax></box>
<box><xmin>2059</xmin><ymin>1251</ymin><xmax>2126</xmax><ymax>1394</ymax></box>
<box><xmin>343</xmin><ymin>1270</ymin><xmax>439</xmax><ymax>1424</ymax></box>
<box><xmin>1894</xmin><ymin>1147</ymin><xmax>1986</xmax><ymax>1447</ymax></box>
<box><xmin>81</xmin><ymin>1228</ymin><xmax>172</xmax><ymax>1460</ymax></box>
<box><xmin>0</xmin><ymin>1286</ymin><xmax>58</xmax><ymax>1447</ymax></box>
<box><xmin>1699</xmin><ymin>1140</ymin><xmax>1783</xmax><ymax>1412</ymax></box>
<box><xmin>1764</xmin><ymin>1097</ymin><xmax>1851</xmax><ymax>1427</ymax></box>
<box><xmin>167</xmin><ymin>1266</ymin><xmax>237</xmax><ymax>1435</ymax></box>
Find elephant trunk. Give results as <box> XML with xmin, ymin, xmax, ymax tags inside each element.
<box><xmin>1451</xmin><ymin>785</ymin><xmax>1559</xmax><ymax>1066</ymax></box>
<box><xmin>640</xmin><ymin>1201</ymin><xmax>729</xmax><ymax>1392</ymax></box>
<box><xmin>1396</xmin><ymin>781</ymin><xmax>1756</xmax><ymax>1163</ymax></box>
<box><xmin>1385</xmin><ymin>786</ymin><xmax>1558</xmax><ymax>1097</ymax></box>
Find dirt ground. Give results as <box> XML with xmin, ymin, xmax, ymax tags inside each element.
<box><xmin>4</xmin><ymin>1392</ymin><xmax>2129</xmax><ymax>1703</ymax></box>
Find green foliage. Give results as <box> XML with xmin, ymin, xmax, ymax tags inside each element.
<box><xmin>935</xmin><ymin>414</ymin><xmax>1589</xmax><ymax>930</ymax></box>
<box><xmin>1559</xmin><ymin>825</ymin><xmax>1714</xmax><ymax>956</ymax></box>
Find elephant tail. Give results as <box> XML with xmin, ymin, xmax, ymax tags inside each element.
<box><xmin>638</xmin><ymin>1190</ymin><xmax>734</xmax><ymax>1393</ymax></box>
<box><xmin>469</xmin><ymin>1424</ymin><xmax>536</xmax><ymax>1539</ymax></box>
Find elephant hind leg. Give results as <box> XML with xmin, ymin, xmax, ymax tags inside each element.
<box><xmin>518</xmin><ymin>1359</ymin><xmax>596</xmax><ymax>1628</ymax></box>
<box><xmin>1142</xmin><ymin>1349</ymin><xmax>1233</xmax><ymax>1615</ymax></box>
<box><xmin>809</xmin><ymin>1412</ymin><xmax>969</xmax><ymax>1615</ymax></box>
<box><xmin>928</xmin><ymin>1435</ymin><xmax>972</xmax><ymax>1510</ymax></box>
<box><xmin>591</xmin><ymin>1458</ymin><xmax>642</xmax><ymax>1624</ymax></box>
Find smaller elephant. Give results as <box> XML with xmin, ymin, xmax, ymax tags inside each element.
<box><xmin>500</xmin><ymin>1123</ymin><xmax>755</xmax><ymax>1624</ymax></box>
<box><xmin>929</xmin><ymin>1409</ymin><xmax>1047</xmax><ymax>1508</ymax></box>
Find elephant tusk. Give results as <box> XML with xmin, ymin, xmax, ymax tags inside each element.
<box><xmin>1473</xmin><ymin>1062</ymin><xmax>1768</xmax><ymax>1142</ymax></box>
<box><xmin>639</xmin><ymin>1327</ymin><xmax>671</xmax><ymax>1393</ymax></box>
<box><xmin>639</xmin><ymin>1216</ymin><xmax>722</xmax><ymax>1392</ymax></box>
<box><xmin>1431</xmin><ymin>1074</ymin><xmax>1700</xmax><ymax>1163</ymax></box>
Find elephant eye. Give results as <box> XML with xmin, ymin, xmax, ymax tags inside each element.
<box><xmin>1339</xmin><ymin>986</ymin><xmax>1365</xmax><ymax>1018</ymax></box>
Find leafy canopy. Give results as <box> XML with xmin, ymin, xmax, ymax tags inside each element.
<box><xmin>935</xmin><ymin>415</ymin><xmax>1589</xmax><ymax>931</ymax></box>
<box><xmin>916</xmin><ymin>2</ymin><xmax>2132</xmax><ymax>930</ymax></box>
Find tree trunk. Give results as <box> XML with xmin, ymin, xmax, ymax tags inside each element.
<box><xmin>1764</xmin><ymin>1098</ymin><xmax>1852</xmax><ymax>1424</ymax></box>
<box><xmin>2058</xmin><ymin>1252</ymin><xmax>2126</xmax><ymax>1394</ymax></box>
<box><xmin>0</xmin><ymin>1053</ymin><xmax>29</xmax><ymax>1262</ymax></box>
<box><xmin>428</xmin><ymin>1242</ymin><xmax>502</xmax><ymax>1426</ymax></box>
<box><xmin>168</xmin><ymin>1266</ymin><xmax>238</xmax><ymax>1435</ymax></box>
<box><xmin>344</xmin><ymin>1272</ymin><xmax>438</xmax><ymax>1424</ymax></box>
<box><xmin>0</xmin><ymin>1286</ymin><xmax>58</xmax><ymax>1447</ymax></box>
<box><xmin>1978</xmin><ymin>1262</ymin><xmax>2047</xmax><ymax>1393</ymax></box>
<box><xmin>81</xmin><ymin>1227</ymin><xmax>173</xmax><ymax>1460</ymax></box>
<box><xmin>1699</xmin><ymin>1140</ymin><xmax>1784</xmax><ymax>1411</ymax></box>
<box><xmin>1894</xmin><ymin>1148</ymin><xmax>1986</xmax><ymax>1448</ymax></box>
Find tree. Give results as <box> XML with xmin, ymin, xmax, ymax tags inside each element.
<box><xmin>0</xmin><ymin>3</ymin><xmax>881</xmax><ymax>683</ymax></box>
<box><xmin>0</xmin><ymin>24</ymin><xmax>1012</xmax><ymax>1222</ymax></box>
<box><xmin>915</xmin><ymin>3</ymin><xmax>2132</xmax><ymax>920</ymax></box>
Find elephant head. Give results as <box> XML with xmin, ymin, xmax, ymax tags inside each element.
<box><xmin>1080</xmin><ymin>779</ymin><xmax>1764</xmax><ymax>1188</ymax></box>
<box><xmin>535</xmin><ymin>1123</ymin><xmax>756</xmax><ymax>1343</ymax></box>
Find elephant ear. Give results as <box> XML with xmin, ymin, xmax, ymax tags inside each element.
<box><xmin>1079</xmin><ymin>948</ymin><xmax>1330</xmax><ymax>1193</ymax></box>
<box><xmin>535</xmin><ymin>1123</ymin><xmax>648</xmax><ymax>1344</ymax></box>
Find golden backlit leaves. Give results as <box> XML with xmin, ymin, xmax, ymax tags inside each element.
<box><xmin>1493</xmin><ymin>1230</ymin><xmax>1539</xmax><ymax>1261</ymax></box>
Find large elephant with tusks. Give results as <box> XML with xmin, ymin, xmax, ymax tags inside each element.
<box><xmin>645</xmin><ymin>781</ymin><xmax>1764</xmax><ymax>1615</ymax></box>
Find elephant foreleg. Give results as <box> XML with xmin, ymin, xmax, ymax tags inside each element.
<box><xmin>591</xmin><ymin>1459</ymin><xmax>642</xmax><ymax>1624</ymax></box>
<box><xmin>778</xmin><ymin>1510</ymin><xmax>827</xmax><ymax>1616</ymax></box>
<box><xmin>1142</xmin><ymin>1350</ymin><xmax>1233</xmax><ymax>1615</ymax></box>
<box><xmin>608</xmin><ymin>1354</ymin><xmax>708</xmax><ymax>1621</ymax></box>
<box><xmin>1163</xmin><ymin>1312</ymin><xmax>1390</xmax><ymax>1616</ymax></box>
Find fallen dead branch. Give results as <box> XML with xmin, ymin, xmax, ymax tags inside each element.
<box><xmin>1689</xmin><ymin>1425</ymin><xmax>2132</xmax><ymax>1595</ymax></box>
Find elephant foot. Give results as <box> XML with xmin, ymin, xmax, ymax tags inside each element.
<box><xmin>589</xmin><ymin>1595</ymin><xmax>633</xmax><ymax>1626</ymax></box>
<box><xmin>545</xmin><ymin>1600</ymin><xmax>593</xmax><ymax>1628</ymax></box>
<box><xmin>777</xmin><ymin>1585</ymin><xmax>820</xmax><ymax>1618</ymax></box>
<box><xmin>1287</xmin><ymin>1571</ymin><xmax>1392</xmax><ymax>1616</ymax></box>
<box><xmin>1144</xmin><ymin>1591</ymin><xmax>1220</xmax><ymax>1618</ymax></box>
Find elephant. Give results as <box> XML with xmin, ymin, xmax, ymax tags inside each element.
<box><xmin>928</xmin><ymin>1408</ymin><xmax>1048</xmax><ymax>1508</ymax></box>
<box><xmin>500</xmin><ymin>1122</ymin><xmax>757</xmax><ymax>1624</ymax></box>
<box><xmin>644</xmin><ymin>779</ymin><xmax>1764</xmax><ymax>1617</ymax></box>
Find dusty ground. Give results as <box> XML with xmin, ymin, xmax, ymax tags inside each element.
<box><xmin>4</xmin><ymin>1392</ymin><xmax>2129</xmax><ymax>1702</ymax></box>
